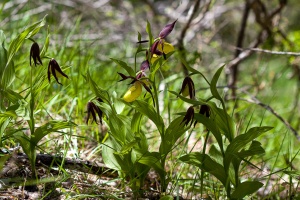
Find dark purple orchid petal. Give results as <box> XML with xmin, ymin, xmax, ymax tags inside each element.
<box><xmin>48</xmin><ymin>59</ymin><xmax>68</xmax><ymax>85</ymax></box>
<box><xmin>117</xmin><ymin>72</ymin><xmax>135</xmax><ymax>82</ymax></box>
<box><xmin>51</xmin><ymin>62</ymin><xmax>61</xmax><ymax>85</ymax></box>
<box><xmin>150</xmin><ymin>40</ymin><xmax>160</xmax><ymax>55</ymax></box>
<box><xmin>158</xmin><ymin>19</ymin><xmax>177</xmax><ymax>39</ymax></box>
<box><xmin>181</xmin><ymin>106</ymin><xmax>195</xmax><ymax>127</ymax></box>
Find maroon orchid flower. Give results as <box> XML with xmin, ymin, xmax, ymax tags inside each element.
<box><xmin>47</xmin><ymin>59</ymin><xmax>69</xmax><ymax>85</ymax></box>
<box><xmin>86</xmin><ymin>98</ymin><xmax>103</xmax><ymax>125</ymax></box>
<box><xmin>30</xmin><ymin>42</ymin><xmax>43</xmax><ymax>66</ymax></box>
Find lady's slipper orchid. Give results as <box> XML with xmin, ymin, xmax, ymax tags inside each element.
<box><xmin>48</xmin><ymin>58</ymin><xmax>69</xmax><ymax>85</ymax></box>
<box><xmin>149</xmin><ymin>20</ymin><xmax>177</xmax><ymax>63</ymax></box>
<box><xmin>151</xmin><ymin>41</ymin><xmax>175</xmax><ymax>63</ymax></box>
<box><xmin>123</xmin><ymin>81</ymin><xmax>143</xmax><ymax>102</ymax></box>
<box><xmin>86</xmin><ymin>98</ymin><xmax>103</xmax><ymax>125</ymax></box>
<box><xmin>179</xmin><ymin>76</ymin><xmax>195</xmax><ymax>99</ymax></box>
<box><xmin>181</xmin><ymin>106</ymin><xmax>195</xmax><ymax>127</ymax></box>
<box><xmin>30</xmin><ymin>42</ymin><xmax>43</xmax><ymax>66</ymax></box>
<box><xmin>118</xmin><ymin>60</ymin><xmax>154</xmax><ymax>103</ymax></box>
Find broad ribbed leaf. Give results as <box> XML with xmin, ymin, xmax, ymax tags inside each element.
<box><xmin>231</xmin><ymin>181</ymin><xmax>263</xmax><ymax>199</ymax></box>
<box><xmin>32</xmin><ymin>120</ymin><xmax>76</xmax><ymax>145</ymax></box>
<box><xmin>231</xmin><ymin>141</ymin><xmax>265</xmax><ymax>173</ymax></box>
<box><xmin>86</xmin><ymin>69</ymin><xmax>109</xmax><ymax>102</ymax></box>
<box><xmin>159</xmin><ymin>116</ymin><xmax>187</xmax><ymax>156</ymax></box>
<box><xmin>102</xmin><ymin>138</ymin><xmax>122</xmax><ymax>171</ymax></box>
<box><xmin>207</xmin><ymin>101</ymin><xmax>235</xmax><ymax>141</ymax></box>
<box><xmin>180</xmin><ymin>152</ymin><xmax>227</xmax><ymax>186</ymax></box>
<box><xmin>146</xmin><ymin>20</ymin><xmax>153</xmax><ymax>45</ymax></box>
<box><xmin>130</xmin><ymin>100</ymin><xmax>165</xmax><ymax>135</ymax></box>
<box><xmin>210</xmin><ymin>65</ymin><xmax>225</xmax><ymax>101</ymax></box>
<box><xmin>224</xmin><ymin>126</ymin><xmax>272</xmax><ymax>171</ymax></box>
<box><xmin>138</xmin><ymin>151</ymin><xmax>164</xmax><ymax>177</ymax></box>
<box><xmin>194</xmin><ymin>113</ymin><xmax>224</xmax><ymax>154</ymax></box>
<box><xmin>6</xmin><ymin>16</ymin><xmax>46</xmax><ymax>68</ymax></box>
<box><xmin>111</xmin><ymin>58</ymin><xmax>135</xmax><ymax>77</ymax></box>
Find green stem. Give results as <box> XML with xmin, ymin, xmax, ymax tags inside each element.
<box><xmin>200</xmin><ymin>130</ymin><xmax>210</xmax><ymax>197</ymax></box>
<box><xmin>29</xmin><ymin>66</ymin><xmax>37</xmax><ymax>178</ymax></box>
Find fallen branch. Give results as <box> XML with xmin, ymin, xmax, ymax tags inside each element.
<box><xmin>16</xmin><ymin>153</ymin><xmax>118</xmax><ymax>178</ymax></box>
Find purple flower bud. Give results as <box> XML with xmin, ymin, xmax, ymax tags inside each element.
<box><xmin>140</xmin><ymin>60</ymin><xmax>150</xmax><ymax>71</ymax></box>
<box><xmin>158</xmin><ymin>19</ymin><xmax>177</xmax><ymax>39</ymax></box>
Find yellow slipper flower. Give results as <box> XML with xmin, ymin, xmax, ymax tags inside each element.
<box><xmin>123</xmin><ymin>81</ymin><xmax>143</xmax><ymax>102</ymax></box>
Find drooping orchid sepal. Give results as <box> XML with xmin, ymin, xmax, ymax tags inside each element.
<box><xmin>47</xmin><ymin>58</ymin><xmax>69</xmax><ymax>85</ymax></box>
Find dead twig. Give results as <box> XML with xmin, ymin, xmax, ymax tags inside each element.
<box><xmin>235</xmin><ymin>47</ymin><xmax>300</xmax><ymax>56</ymax></box>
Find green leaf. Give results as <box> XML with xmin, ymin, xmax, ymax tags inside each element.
<box><xmin>231</xmin><ymin>181</ymin><xmax>263</xmax><ymax>199</ymax></box>
<box><xmin>159</xmin><ymin>116</ymin><xmax>187</xmax><ymax>156</ymax></box>
<box><xmin>131</xmin><ymin>112</ymin><xmax>143</xmax><ymax>133</ymax></box>
<box><xmin>86</xmin><ymin>68</ymin><xmax>109</xmax><ymax>102</ymax></box>
<box><xmin>111</xmin><ymin>58</ymin><xmax>135</xmax><ymax>77</ymax></box>
<box><xmin>115</xmin><ymin>137</ymin><xmax>141</xmax><ymax>156</ymax></box>
<box><xmin>180</xmin><ymin>152</ymin><xmax>227</xmax><ymax>186</ymax></box>
<box><xmin>194</xmin><ymin>113</ymin><xmax>224</xmax><ymax>154</ymax></box>
<box><xmin>168</xmin><ymin>90</ymin><xmax>207</xmax><ymax>105</ymax></box>
<box><xmin>0</xmin><ymin>39</ymin><xmax>14</xmax><ymax>89</ymax></box>
<box><xmin>137</xmin><ymin>151</ymin><xmax>164</xmax><ymax>177</ymax></box>
<box><xmin>14</xmin><ymin>132</ymin><xmax>35</xmax><ymax>162</ymax></box>
<box><xmin>102</xmin><ymin>138</ymin><xmax>122</xmax><ymax>171</ymax></box>
<box><xmin>146</xmin><ymin>20</ymin><xmax>153</xmax><ymax>44</ymax></box>
<box><xmin>40</xmin><ymin>27</ymin><xmax>50</xmax><ymax>58</ymax></box>
<box><xmin>6</xmin><ymin>16</ymin><xmax>46</xmax><ymax>69</ymax></box>
<box><xmin>224</xmin><ymin>126</ymin><xmax>273</xmax><ymax>171</ymax></box>
<box><xmin>232</xmin><ymin>141</ymin><xmax>265</xmax><ymax>172</ymax></box>
<box><xmin>137</xmin><ymin>31</ymin><xmax>142</xmax><ymax>42</ymax></box>
<box><xmin>210</xmin><ymin>65</ymin><xmax>225</xmax><ymax>101</ymax></box>
<box><xmin>160</xmin><ymin>195</ymin><xmax>174</xmax><ymax>200</ymax></box>
<box><xmin>129</xmin><ymin>100</ymin><xmax>165</xmax><ymax>135</ymax></box>
<box><xmin>207</xmin><ymin>101</ymin><xmax>235</xmax><ymax>141</ymax></box>
<box><xmin>209</xmin><ymin>145</ymin><xmax>223</xmax><ymax>165</ymax></box>
<box><xmin>2</xmin><ymin>89</ymin><xmax>24</xmax><ymax>104</ymax></box>
<box><xmin>0</xmin><ymin>110</ymin><xmax>17</xmax><ymax>118</ymax></box>
<box><xmin>0</xmin><ymin>154</ymin><xmax>10</xmax><ymax>171</ymax></box>
<box><xmin>32</xmin><ymin>120</ymin><xmax>76</xmax><ymax>145</ymax></box>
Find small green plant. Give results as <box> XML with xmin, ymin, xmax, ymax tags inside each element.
<box><xmin>0</xmin><ymin>16</ymin><xmax>75</xmax><ymax>178</ymax></box>
<box><xmin>85</xmin><ymin>20</ymin><xmax>273</xmax><ymax>199</ymax></box>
